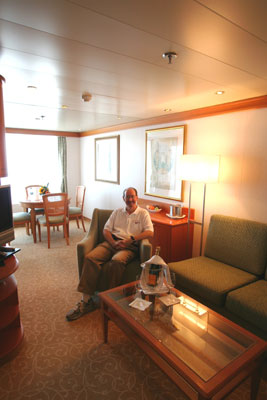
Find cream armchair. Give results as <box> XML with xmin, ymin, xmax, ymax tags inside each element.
<box><xmin>77</xmin><ymin>208</ymin><xmax>152</xmax><ymax>291</ymax></box>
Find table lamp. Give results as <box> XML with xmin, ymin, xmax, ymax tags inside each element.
<box><xmin>178</xmin><ymin>154</ymin><xmax>220</xmax><ymax>256</ymax></box>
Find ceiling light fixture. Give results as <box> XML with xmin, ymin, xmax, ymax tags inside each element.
<box><xmin>215</xmin><ymin>90</ymin><xmax>224</xmax><ymax>95</ymax></box>
<box><xmin>163</xmin><ymin>108</ymin><xmax>172</xmax><ymax>112</ymax></box>
<box><xmin>162</xmin><ymin>51</ymin><xmax>177</xmax><ymax>64</ymax></box>
<box><xmin>82</xmin><ymin>92</ymin><xmax>92</xmax><ymax>102</ymax></box>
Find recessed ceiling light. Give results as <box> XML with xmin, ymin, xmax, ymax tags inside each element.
<box><xmin>215</xmin><ymin>90</ymin><xmax>224</xmax><ymax>95</ymax></box>
<box><xmin>163</xmin><ymin>108</ymin><xmax>172</xmax><ymax>112</ymax></box>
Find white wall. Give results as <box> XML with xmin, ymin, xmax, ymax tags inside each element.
<box><xmin>80</xmin><ymin>107</ymin><xmax>267</xmax><ymax>257</ymax></box>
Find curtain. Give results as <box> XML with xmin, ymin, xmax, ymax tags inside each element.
<box><xmin>58</xmin><ymin>136</ymin><xmax>68</xmax><ymax>193</ymax></box>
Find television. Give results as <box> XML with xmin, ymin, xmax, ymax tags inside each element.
<box><xmin>0</xmin><ymin>184</ymin><xmax>15</xmax><ymax>246</ymax></box>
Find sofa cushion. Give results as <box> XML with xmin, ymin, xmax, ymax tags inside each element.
<box><xmin>225</xmin><ymin>280</ymin><xmax>267</xmax><ymax>333</ymax></box>
<box><xmin>169</xmin><ymin>256</ymin><xmax>258</xmax><ymax>306</ymax></box>
<box><xmin>204</xmin><ymin>215</ymin><xmax>267</xmax><ymax>276</ymax></box>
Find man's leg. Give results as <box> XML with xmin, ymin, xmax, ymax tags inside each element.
<box><xmin>66</xmin><ymin>241</ymin><xmax>115</xmax><ymax>321</ymax></box>
<box><xmin>77</xmin><ymin>241</ymin><xmax>115</xmax><ymax>294</ymax></box>
<box><xmin>104</xmin><ymin>248</ymin><xmax>138</xmax><ymax>289</ymax></box>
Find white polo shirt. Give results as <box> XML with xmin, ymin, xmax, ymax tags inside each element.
<box><xmin>104</xmin><ymin>206</ymin><xmax>153</xmax><ymax>240</ymax></box>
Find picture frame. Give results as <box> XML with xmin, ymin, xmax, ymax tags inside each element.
<box><xmin>95</xmin><ymin>135</ymin><xmax>120</xmax><ymax>184</ymax></box>
<box><xmin>145</xmin><ymin>125</ymin><xmax>185</xmax><ymax>201</ymax></box>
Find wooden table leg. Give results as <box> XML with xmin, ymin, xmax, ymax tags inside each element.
<box><xmin>101</xmin><ymin>302</ymin><xmax>109</xmax><ymax>343</ymax></box>
<box><xmin>30</xmin><ymin>208</ymin><xmax>37</xmax><ymax>243</ymax></box>
<box><xmin>250</xmin><ymin>364</ymin><xmax>262</xmax><ymax>400</ymax></box>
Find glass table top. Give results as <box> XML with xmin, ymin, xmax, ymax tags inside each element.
<box><xmin>106</xmin><ymin>285</ymin><xmax>256</xmax><ymax>382</ymax></box>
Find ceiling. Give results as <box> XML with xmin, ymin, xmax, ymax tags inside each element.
<box><xmin>0</xmin><ymin>0</ymin><xmax>266</xmax><ymax>133</ymax></box>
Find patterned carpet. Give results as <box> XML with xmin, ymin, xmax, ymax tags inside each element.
<box><xmin>0</xmin><ymin>221</ymin><xmax>266</xmax><ymax>400</ymax></box>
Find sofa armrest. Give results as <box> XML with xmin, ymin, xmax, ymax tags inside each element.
<box><xmin>139</xmin><ymin>239</ymin><xmax>152</xmax><ymax>264</ymax></box>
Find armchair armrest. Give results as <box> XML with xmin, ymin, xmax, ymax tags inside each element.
<box><xmin>77</xmin><ymin>223</ymin><xmax>99</xmax><ymax>279</ymax></box>
<box><xmin>77</xmin><ymin>234</ymin><xmax>97</xmax><ymax>278</ymax></box>
<box><xmin>139</xmin><ymin>239</ymin><xmax>152</xmax><ymax>264</ymax></box>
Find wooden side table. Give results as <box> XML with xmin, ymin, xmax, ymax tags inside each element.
<box><xmin>0</xmin><ymin>255</ymin><xmax>24</xmax><ymax>364</ymax></box>
<box><xmin>149</xmin><ymin>208</ymin><xmax>194</xmax><ymax>263</ymax></box>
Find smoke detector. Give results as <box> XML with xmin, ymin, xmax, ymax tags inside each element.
<box><xmin>162</xmin><ymin>51</ymin><xmax>177</xmax><ymax>64</ymax></box>
<box><xmin>82</xmin><ymin>92</ymin><xmax>92</xmax><ymax>102</ymax></box>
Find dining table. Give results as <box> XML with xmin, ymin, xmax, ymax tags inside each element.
<box><xmin>20</xmin><ymin>197</ymin><xmax>71</xmax><ymax>243</ymax></box>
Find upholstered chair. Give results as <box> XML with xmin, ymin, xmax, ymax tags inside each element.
<box><xmin>13</xmin><ymin>212</ymin><xmax>31</xmax><ymax>235</ymax></box>
<box><xmin>69</xmin><ymin>185</ymin><xmax>86</xmax><ymax>232</ymax></box>
<box><xmin>77</xmin><ymin>208</ymin><xmax>152</xmax><ymax>291</ymax></box>
<box><xmin>25</xmin><ymin>185</ymin><xmax>44</xmax><ymax>215</ymax></box>
<box><xmin>36</xmin><ymin>193</ymin><xmax>69</xmax><ymax>248</ymax></box>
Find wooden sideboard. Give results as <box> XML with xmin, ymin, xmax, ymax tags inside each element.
<box><xmin>0</xmin><ymin>255</ymin><xmax>24</xmax><ymax>364</ymax></box>
<box><xmin>138</xmin><ymin>199</ymin><xmax>194</xmax><ymax>263</ymax></box>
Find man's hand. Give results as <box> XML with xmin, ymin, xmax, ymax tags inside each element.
<box><xmin>114</xmin><ymin>238</ymin><xmax>132</xmax><ymax>249</ymax></box>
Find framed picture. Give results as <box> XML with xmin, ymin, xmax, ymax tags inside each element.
<box><xmin>145</xmin><ymin>125</ymin><xmax>185</xmax><ymax>201</ymax></box>
<box><xmin>95</xmin><ymin>135</ymin><xmax>120</xmax><ymax>184</ymax></box>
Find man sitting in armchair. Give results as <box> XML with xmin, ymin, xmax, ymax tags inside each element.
<box><xmin>66</xmin><ymin>187</ymin><xmax>154</xmax><ymax>321</ymax></box>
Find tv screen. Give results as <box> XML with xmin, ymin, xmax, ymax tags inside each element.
<box><xmin>0</xmin><ymin>184</ymin><xmax>15</xmax><ymax>245</ymax></box>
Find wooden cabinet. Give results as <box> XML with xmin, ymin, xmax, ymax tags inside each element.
<box><xmin>0</xmin><ymin>256</ymin><xmax>24</xmax><ymax>364</ymax></box>
<box><xmin>149</xmin><ymin>209</ymin><xmax>194</xmax><ymax>263</ymax></box>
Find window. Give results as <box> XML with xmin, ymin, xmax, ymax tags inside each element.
<box><xmin>2</xmin><ymin>134</ymin><xmax>61</xmax><ymax>203</ymax></box>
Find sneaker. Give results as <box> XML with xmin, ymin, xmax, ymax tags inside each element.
<box><xmin>66</xmin><ymin>299</ymin><xmax>96</xmax><ymax>321</ymax></box>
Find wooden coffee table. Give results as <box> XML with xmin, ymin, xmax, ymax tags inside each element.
<box><xmin>99</xmin><ymin>282</ymin><xmax>266</xmax><ymax>400</ymax></box>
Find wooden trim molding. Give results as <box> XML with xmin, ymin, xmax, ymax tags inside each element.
<box><xmin>80</xmin><ymin>95</ymin><xmax>267</xmax><ymax>137</ymax></box>
<box><xmin>5</xmin><ymin>128</ymin><xmax>79</xmax><ymax>137</ymax></box>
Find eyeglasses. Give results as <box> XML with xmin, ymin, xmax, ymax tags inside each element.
<box><xmin>125</xmin><ymin>195</ymin><xmax>137</xmax><ymax>199</ymax></box>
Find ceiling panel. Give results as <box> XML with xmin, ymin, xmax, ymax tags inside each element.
<box><xmin>0</xmin><ymin>0</ymin><xmax>266</xmax><ymax>132</ymax></box>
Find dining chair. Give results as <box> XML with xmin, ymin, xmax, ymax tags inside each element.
<box><xmin>13</xmin><ymin>212</ymin><xmax>31</xmax><ymax>235</ymax></box>
<box><xmin>25</xmin><ymin>185</ymin><xmax>44</xmax><ymax>215</ymax></box>
<box><xmin>36</xmin><ymin>193</ymin><xmax>69</xmax><ymax>248</ymax></box>
<box><xmin>69</xmin><ymin>185</ymin><xmax>86</xmax><ymax>232</ymax></box>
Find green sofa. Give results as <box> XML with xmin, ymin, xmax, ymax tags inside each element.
<box><xmin>77</xmin><ymin>208</ymin><xmax>152</xmax><ymax>291</ymax></box>
<box><xmin>169</xmin><ymin>215</ymin><xmax>267</xmax><ymax>340</ymax></box>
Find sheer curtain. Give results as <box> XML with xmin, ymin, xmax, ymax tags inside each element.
<box><xmin>2</xmin><ymin>134</ymin><xmax>61</xmax><ymax>203</ymax></box>
<box><xmin>58</xmin><ymin>136</ymin><xmax>68</xmax><ymax>193</ymax></box>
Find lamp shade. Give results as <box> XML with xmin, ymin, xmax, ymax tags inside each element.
<box><xmin>178</xmin><ymin>154</ymin><xmax>220</xmax><ymax>183</ymax></box>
